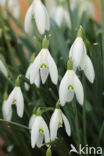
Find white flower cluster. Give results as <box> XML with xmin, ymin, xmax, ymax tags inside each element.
<box><xmin>1</xmin><ymin>0</ymin><xmax>95</xmax><ymax>150</ymax></box>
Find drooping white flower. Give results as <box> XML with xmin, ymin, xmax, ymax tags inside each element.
<box><xmin>24</xmin><ymin>0</ymin><xmax>50</xmax><ymax>35</ymax></box>
<box><xmin>30</xmin><ymin>49</ymin><xmax>58</xmax><ymax>85</ymax></box>
<box><xmin>50</xmin><ymin>108</ymin><xmax>71</xmax><ymax>141</ymax></box>
<box><xmin>0</xmin><ymin>59</ymin><xmax>8</xmax><ymax>77</ymax></box>
<box><xmin>25</xmin><ymin>63</ymin><xmax>40</xmax><ymax>91</ymax></box>
<box><xmin>29</xmin><ymin>114</ymin><xmax>36</xmax><ymax>129</ymax></box>
<box><xmin>2</xmin><ymin>100</ymin><xmax>12</xmax><ymax>121</ymax></box>
<box><xmin>69</xmin><ymin>37</ymin><xmax>95</xmax><ymax>83</ymax></box>
<box><xmin>5</xmin><ymin>86</ymin><xmax>24</xmax><ymax>120</ymax></box>
<box><xmin>59</xmin><ymin>69</ymin><xmax>84</xmax><ymax>106</ymax></box>
<box><xmin>31</xmin><ymin>116</ymin><xmax>50</xmax><ymax>148</ymax></box>
<box><xmin>54</xmin><ymin>6</ymin><xmax>71</xmax><ymax>27</ymax></box>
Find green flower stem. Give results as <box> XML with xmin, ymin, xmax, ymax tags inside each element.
<box><xmin>66</xmin><ymin>0</ymin><xmax>75</xmax><ymax>39</ymax></box>
<box><xmin>0</xmin><ymin>119</ymin><xmax>30</xmax><ymax>130</ymax></box>
<box><xmin>82</xmin><ymin>75</ymin><xmax>87</xmax><ymax>147</ymax></box>
<box><xmin>74</xmin><ymin>99</ymin><xmax>81</xmax><ymax>148</ymax></box>
<box><xmin>96</xmin><ymin>122</ymin><xmax>104</xmax><ymax>146</ymax></box>
<box><xmin>101</xmin><ymin>0</ymin><xmax>104</xmax><ymax>76</ymax></box>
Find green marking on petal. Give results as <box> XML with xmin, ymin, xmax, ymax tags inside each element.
<box><xmin>78</xmin><ymin>66</ymin><xmax>82</xmax><ymax>71</ymax></box>
<box><xmin>68</xmin><ymin>85</ymin><xmax>74</xmax><ymax>90</ymax></box>
<box><xmin>12</xmin><ymin>99</ymin><xmax>16</xmax><ymax>104</ymax></box>
<box><xmin>39</xmin><ymin>128</ymin><xmax>44</xmax><ymax>134</ymax></box>
<box><xmin>40</xmin><ymin>64</ymin><xmax>47</xmax><ymax>68</ymax></box>
<box><xmin>58</xmin><ymin>122</ymin><xmax>62</xmax><ymax>127</ymax></box>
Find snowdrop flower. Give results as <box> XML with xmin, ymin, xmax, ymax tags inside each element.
<box><xmin>31</xmin><ymin>115</ymin><xmax>50</xmax><ymax>148</ymax></box>
<box><xmin>29</xmin><ymin>114</ymin><xmax>36</xmax><ymax>129</ymax></box>
<box><xmin>25</xmin><ymin>63</ymin><xmax>40</xmax><ymax>91</ymax></box>
<box><xmin>50</xmin><ymin>108</ymin><xmax>71</xmax><ymax>141</ymax></box>
<box><xmin>0</xmin><ymin>59</ymin><xmax>8</xmax><ymax>77</ymax></box>
<box><xmin>59</xmin><ymin>58</ymin><xmax>84</xmax><ymax>106</ymax></box>
<box><xmin>69</xmin><ymin>37</ymin><xmax>95</xmax><ymax>83</ymax></box>
<box><xmin>24</xmin><ymin>0</ymin><xmax>50</xmax><ymax>35</ymax></box>
<box><xmin>30</xmin><ymin>48</ymin><xmax>58</xmax><ymax>85</ymax></box>
<box><xmin>5</xmin><ymin>86</ymin><xmax>24</xmax><ymax>120</ymax></box>
<box><xmin>54</xmin><ymin>6</ymin><xmax>71</xmax><ymax>27</ymax></box>
<box><xmin>2</xmin><ymin>93</ymin><xmax>12</xmax><ymax>121</ymax></box>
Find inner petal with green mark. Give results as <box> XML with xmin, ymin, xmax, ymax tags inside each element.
<box><xmin>68</xmin><ymin>85</ymin><xmax>74</xmax><ymax>90</ymax></box>
<box><xmin>40</xmin><ymin>64</ymin><xmax>47</xmax><ymax>68</ymax></box>
<box><xmin>78</xmin><ymin>66</ymin><xmax>82</xmax><ymax>71</ymax></box>
<box><xmin>58</xmin><ymin>122</ymin><xmax>63</xmax><ymax>127</ymax></box>
<box><xmin>39</xmin><ymin>128</ymin><xmax>44</xmax><ymax>134</ymax></box>
<box><xmin>12</xmin><ymin>99</ymin><xmax>16</xmax><ymax>104</ymax></box>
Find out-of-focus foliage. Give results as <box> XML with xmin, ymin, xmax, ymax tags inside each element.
<box><xmin>0</xmin><ymin>1</ymin><xmax>104</xmax><ymax>156</ymax></box>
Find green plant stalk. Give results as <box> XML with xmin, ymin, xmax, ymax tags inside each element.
<box><xmin>82</xmin><ymin>75</ymin><xmax>87</xmax><ymax>147</ymax></box>
<box><xmin>96</xmin><ymin>122</ymin><xmax>104</xmax><ymax>146</ymax></box>
<box><xmin>101</xmin><ymin>0</ymin><xmax>104</xmax><ymax>76</ymax></box>
<box><xmin>0</xmin><ymin>119</ymin><xmax>30</xmax><ymax>130</ymax></box>
<box><xmin>74</xmin><ymin>99</ymin><xmax>81</xmax><ymax>147</ymax></box>
<box><xmin>66</xmin><ymin>0</ymin><xmax>75</xmax><ymax>39</ymax></box>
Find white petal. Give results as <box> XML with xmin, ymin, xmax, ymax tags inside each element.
<box><xmin>36</xmin><ymin>133</ymin><xmax>43</xmax><ymax>148</ymax></box>
<box><xmin>25</xmin><ymin>64</ymin><xmax>33</xmax><ymax>91</ymax></box>
<box><xmin>44</xmin><ymin>6</ymin><xmax>50</xmax><ymax>31</ymax></box>
<box><xmin>0</xmin><ymin>60</ymin><xmax>8</xmax><ymax>77</ymax></box>
<box><xmin>50</xmin><ymin>109</ymin><xmax>62</xmax><ymax>141</ymax></box>
<box><xmin>2</xmin><ymin>100</ymin><xmax>12</xmax><ymax>121</ymax></box>
<box><xmin>55</xmin><ymin>6</ymin><xmax>63</xmax><ymax>26</ymax></box>
<box><xmin>33</xmin><ymin>0</ymin><xmax>47</xmax><ymax>34</ymax></box>
<box><xmin>73</xmin><ymin>72</ymin><xmax>84</xmax><ymax>105</ymax></box>
<box><xmin>30</xmin><ymin>53</ymin><xmax>41</xmax><ymax>84</ymax></box>
<box><xmin>15</xmin><ymin>87</ymin><xmax>24</xmax><ymax>118</ymax></box>
<box><xmin>40</xmin><ymin>67</ymin><xmax>49</xmax><ymax>84</ymax></box>
<box><xmin>24</xmin><ymin>5</ymin><xmax>33</xmax><ymax>34</ymax></box>
<box><xmin>62</xmin><ymin>113</ymin><xmax>71</xmax><ymax>136</ymax></box>
<box><xmin>66</xmin><ymin>90</ymin><xmax>74</xmax><ymax>103</ymax></box>
<box><xmin>31</xmin><ymin>117</ymin><xmax>40</xmax><ymax>148</ymax></box>
<box><xmin>59</xmin><ymin>70</ymin><xmax>74</xmax><ymax>106</ymax></box>
<box><xmin>64</xmin><ymin>9</ymin><xmax>71</xmax><ymax>27</ymax></box>
<box><xmin>71</xmin><ymin>37</ymin><xmax>85</xmax><ymax>67</ymax></box>
<box><xmin>6</xmin><ymin>87</ymin><xmax>16</xmax><ymax>115</ymax></box>
<box><xmin>29</xmin><ymin>114</ymin><xmax>36</xmax><ymax>129</ymax></box>
<box><xmin>41</xmin><ymin>117</ymin><xmax>50</xmax><ymax>144</ymax></box>
<box><xmin>48</xmin><ymin>51</ymin><xmax>58</xmax><ymax>85</ymax></box>
<box><xmin>84</xmin><ymin>55</ymin><xmax>95</xmax><ymax>83</ymax></box>
<box><xmin>34</xmin><ymin>71</ymin><xmax>40</xmax><ymax>87</ymax></box>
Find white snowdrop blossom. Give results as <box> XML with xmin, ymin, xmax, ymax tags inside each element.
<box><xmin>0</xmin><ymin>0</ymin><xmax>20</xmax><ymax>18</ymax></box>
<box><xmin>0</xmin><ymin>60</ymin><xmax>8</xmax><ymax>77</ymax></box>
<box><xmin>69</xmin><ymin>37</ymin><xmax>95</xmax><ymax>83</ymax></box>
<box><xmin>29</xmin><ymin>114</ymin><xmax>36</xmax><ymax>129</ymax></box>
<box><xmin>54</xmin><ymin>6</ymin><xmax>71</xmax><ymax>27</ymax></box>
<box><xmin>31</xmin><ymin>116</ymin><xmax>50</xmax><ymax>148</ymax></box>
<box><xmin>24</xmin><ymin>0</ymin><xmax>50</xmax><ymax>35</ymax></box>
<box><xmin>2</xmin><ymin>100</ymin><xmax>12</xmax><ymax>121</ymax></box>
<box><xmin>30</xmin><ymin>49</ymin><xmax>58</xmax><ymax>85</ymax></box>
<box><xmin>59</xmin><ymin>70</ymin><xmax>84</xmax><ymax>106</ymax></box>
<box><xmin>5</xmin><ymin>86</ymin><xmax>24</xmax><ymax>120</ymax></box>
<box><xmin>50</xmin><ymin>108</ymin><xmax>71</xmax><ymax>141</ymax></box>
<box><xmin>25</xmin><ymin>63</ymin><xmax>40</xmax><ymax>91</ymax></box>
